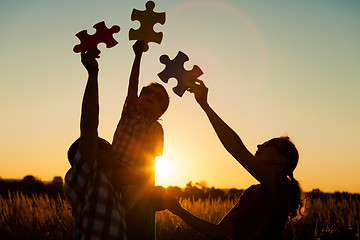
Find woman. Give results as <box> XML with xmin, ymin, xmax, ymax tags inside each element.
<box><xmin>166</xmin><ymin>80</ymin><xmax>304</xmax><ymax>239</ymax></box>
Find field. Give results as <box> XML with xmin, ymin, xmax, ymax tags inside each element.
<box><xmin>0</xmin><ymin>191</ymin><xmax>359</xmax><ymax>240</ymax></box>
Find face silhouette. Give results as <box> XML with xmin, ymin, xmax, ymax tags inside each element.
<box><xmin>139</xmin><ymin>85</ymin><xmax>168</xmax><ymax>119</ymax></box>
<box><xmin>255</xmin><ymin>139</ymin><xmax>287</xmax><ymax>169</ymax></box>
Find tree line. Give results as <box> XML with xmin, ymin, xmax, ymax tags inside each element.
<box><xmin>1</xmin><ymin>175</ymin><xmax>359</xmax><ymax>202</ymax></box>
<box><xmin>0</xmin><ymin>175</ymin><xmax>65</xmax><ymax>199</ymax></box>
<box><xmin>0</xmin><ymin>176</ymin><xmax>242</xmax><ymax>200</ymax></box>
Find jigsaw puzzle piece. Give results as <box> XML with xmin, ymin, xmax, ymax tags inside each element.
<box><xmin>158</xmin><ymin>51</ymin><xmax>203</xmax><ymax>97</ymax></box>
<box><xmin>129</xmin><ymin>1</ymin><xmax>166</xmax><ymax>52</ymax></box>
<box><xmin>73</xmin><ymin>21</ymin><xmax>121</xmax><ymax>53</ymax></box>
<box><xmin>158</xmin><ymin>53</ymin><xmax>189</xmax><ymax>84</ymax></box>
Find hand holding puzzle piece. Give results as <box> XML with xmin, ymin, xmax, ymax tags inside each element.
<box><xmin>73</xmin><ymin>21</ymin><xmax>120</xmax><ymax>53</ymax></box>
<box><xmin>73</xmin><ymin>4</ymin><xmax>203</xmax><ymax>98</ymax></box>
<box><xmin>158</xmin><ymin>51</ymin><xmax>203</xmax><ymax>97</ymax></box>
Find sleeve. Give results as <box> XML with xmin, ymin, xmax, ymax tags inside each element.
<box><xmin>113</xmin><ymin>98</ymin><xmax>141</xmax><ymax>145</ymax></box>
<box><xmin>120</xmin><ymin>97</ymin><xmax>139</xmax><ymax>119</ymax></box>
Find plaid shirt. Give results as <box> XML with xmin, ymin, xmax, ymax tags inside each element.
<box><xmin>112</xmin><ymin>101</ymin><xmax>163</xmax><ymax>177</ymax></box>
<box><xmin>64</xmin><ymin>150</ymin><xmax>127</xmax><ymax>240</ymax></box>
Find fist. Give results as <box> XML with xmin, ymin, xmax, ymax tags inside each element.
<box><xmin>133</xmin><ymin>40</ymin><xmax>145</xmax><ymax>56</ymax></box>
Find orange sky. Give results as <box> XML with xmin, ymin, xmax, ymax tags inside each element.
<box><xmin>1</xmin><ymin>0</ymin><xmax>359</xmax><ymax>193</ymax></box>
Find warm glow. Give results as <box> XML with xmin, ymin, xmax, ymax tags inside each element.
<box><xmin>1</xmin><ymin>1</ymin><xmax>359</xmax><ymax>193</ymax></box>
<box><xmin>155</xmin><ymin>156</ymin><xmax>172</xmax><ymax>178</ymax></box>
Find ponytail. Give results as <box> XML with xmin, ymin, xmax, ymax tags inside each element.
<box><xmin>288</xmin><ymin>174</ymin><xmax>305</xmax><ymax>220</ymax></box>
<box><xmin>270</xmin><ymin>136</ymin><xmax>305</xmax><ymax>220</ymax></box>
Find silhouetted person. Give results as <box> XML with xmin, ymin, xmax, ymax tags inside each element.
<box><xmin>166</xmin><ymin>80</ymin><xmax>304</xmax><ymax>240</ymax></box>
<box><xmin>111</xmin><ymin>40</ymin><xmax>170</xmax><ymax>240</ymax></box>
<box><xmin>64</xmin><ymin>48</ymin><xmax>126</xmax><ymax>240</ymax></box>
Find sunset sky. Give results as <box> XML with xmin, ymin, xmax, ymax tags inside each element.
<box><xmin>1</xmin><ymin>0</ymin><xmax>359</xmax><ymax>193</ymax></box>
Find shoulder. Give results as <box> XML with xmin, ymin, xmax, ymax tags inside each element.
<box><xmin>148</xmin><ymin>121</ymin><xmax>164</xmax><ymax>137</ymax></box>
<box><xmin>152</xmin><ymin>121</ymin><xmax>163</xmax><ymax>131</ymax></box>
<box><xmin>243</xmin><ymin>184</ymin><xmax>260</xmax><ymax>195</ymax></box>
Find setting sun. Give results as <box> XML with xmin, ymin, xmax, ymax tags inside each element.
<box><xmin>155</xmin><ymin>156</ymin><xmax>173</xmax><ymax>186</ymax></box>
<box><xmin>155</xmin><ymin>156</ymin><xmax>172</xmax><ymax>177</ymax></box>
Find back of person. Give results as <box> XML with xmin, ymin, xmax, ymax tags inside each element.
<box><xmin>232</xmin><ymin>179</ymin><xmax>291</xmax><ymax>240</ymax></box>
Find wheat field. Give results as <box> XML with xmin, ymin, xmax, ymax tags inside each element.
<box><xmin>0</xmin><ymin>192</ymin><xmax>359</xmax><ymax>239</ymax></box>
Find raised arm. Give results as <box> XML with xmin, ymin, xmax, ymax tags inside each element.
<box><xmin>125</xmin><ymin>40</ymin><xmax>145</xmax><ymax>105</ymax></box>
<box><xmin>188</xmin><ymin>80</ymin><xmax>277</xmax><ymax>192</ymax></box>
<box><xmin>78</xmin><ymin>48</ymin><xmax>101</xmax><ymax>164</ymax></box>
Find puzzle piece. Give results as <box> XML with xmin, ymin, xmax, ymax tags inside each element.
<box><xmin>129</xmin><ymin>1</ymin><xmax>165</xmax><ymax>52</ymax></box>
<box><xmin>73</xmin><ymin>21</ymin><xmax>120</xmax><ymax>53</ymax></box>
<box><xmin>158</xmin><ymin>51</ymin><xmax>203</xmax><ymax>97</ymax></box>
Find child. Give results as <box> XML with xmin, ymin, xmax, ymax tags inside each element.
<box><xmin>111</xmin><ymin>40</ymin><xmax>170</xmax><ymax>240</ymax></box>
<box><xmin>64</xmin><ymin>48</ymin><xmax>126</xmax><ymax>240</ymax></box>
<box><xmin>166</xmin><ymin>79</ymin><xmax>304</xmax><ymax>240</ymax></box>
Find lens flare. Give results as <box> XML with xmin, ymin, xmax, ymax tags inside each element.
<box><xmin>155</xmin><ymin>156</ymin><xmax>172</xmax><ymax>177</ymax></box>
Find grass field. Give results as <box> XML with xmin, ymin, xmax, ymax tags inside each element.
<box><xmin>0</xmin><ymin>192</ymin><xmax>359</xmax><ymax>239</ymax></box>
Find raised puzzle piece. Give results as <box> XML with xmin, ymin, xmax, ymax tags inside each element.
<box><xmin>158</xmin><ymin>51</ymin><xmax>203</xmax><ymax>97</ymax></box>
<box><xmin>73</xmin><ymin>21</ymin><xmax>120</xmax><ymax>53</ymax></box>
<box><xmin>129</xmin><ymin>1</ymin><xmax>165</xmax><ymax>52</ymax></box>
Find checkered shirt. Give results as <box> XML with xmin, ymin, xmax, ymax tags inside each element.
<box><xmin>112</xmin><ymin>101</ymin><xmax>163</xmax><ymax>175</ymax></box>
<box><xmin>64</xmin><ymin>150</ymin><xmax>127</xmax><ymax>240</ymax></box>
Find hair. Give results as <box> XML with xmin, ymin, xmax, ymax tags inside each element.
<box><xmin>271</xmin><ymin>136</ymin><xmax>305</xmax><ymax>220</ymax></box>
<box><xmin>67</xmin><ymin>137</ymin><xmax>113</xmax><ymax>168</ymax></box>
<box><xmin>67</xmin><ymin>138</ymin><xmax>80</xmax><ymax>166</ymax></box>
<box><xmin>140</xmin><ymin>82</ymin><xmax>170</xmax><ymax>117</ymax></box>
<box><xmin>288</xmin><ymin>175</ymin><xmax>305</xmax><ymax>220</ymax></box>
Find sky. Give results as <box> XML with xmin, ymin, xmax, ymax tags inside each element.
<box><xmin>1</xmin><ymin>0</ymin><xmax>359</xmax><ymax>193</ymax></box>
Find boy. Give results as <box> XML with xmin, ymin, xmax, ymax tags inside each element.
<box><xmin>111</xmin><ymin>40</ymin><xmax>170</xmax><ymax>240</ymax></box>
<box><xmin>64</xmin><ymin>48</ymin><xmax>126</xmax><ymax>240</ymax></box>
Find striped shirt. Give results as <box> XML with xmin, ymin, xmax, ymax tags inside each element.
<box><xmin>64</xmin><ymin>150</ymin><xmax>127</xmax><ymax>240</ymax></box>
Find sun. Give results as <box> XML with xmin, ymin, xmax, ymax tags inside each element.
<box><xmin>155</xmin><ymin>156</ymin><xmax>172</xmax><ymax>177</ymax></box>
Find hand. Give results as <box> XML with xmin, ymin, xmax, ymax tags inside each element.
<box><xmin>188</xmin><ymin>79</ymin><xmax>209</xmax><ymax>107</ymax></box>
<box><xmin>133</xmin><ymin>40</ymin><xmax>145</xmax><ymax>56</ymax></box>
<box><xmin>81</xmin><ymin>48</ymin><xmax>100</xmax><ymax>73</ymax></box>
<box><xmin>148</xmin><ymin>185</ymin><xmax>168</xmax><ymax>211</ymax></box>
<box><xmin>166</xmin><ymin>197</ymin><xmax>183</xmax><ymax>215</ymax></box>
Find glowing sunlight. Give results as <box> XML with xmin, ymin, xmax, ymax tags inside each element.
<box><xmin>155</xmin><ymin>156</ymin><xmax>172</xmax><ymax>185</ymax></box>
<box><xmin>155</xmin><ymin>156</ymin><xmax>172</xmax><ymax>176</ymax></box>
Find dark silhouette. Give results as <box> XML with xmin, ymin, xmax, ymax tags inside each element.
<box><xmin>64</xmin><ymin>40</ymin><xmax>169</xmax><ymax>240</ymax></box>
<box><xmin>64</xmin><ymin>48</ymin><xmax>126</xmax><ymax>239</ymax></box>
<box><xmin>165</xmin><ymin>80</ymin><xmax>305</xmax><ymax>240</ymax></box>
<box><xmin>158</xmin><ymin>51</ymin><xmax>203</xmax><ymax>97</ymax></box>
<box><xmin>73</xmin><ymin>21</ymin><xmax>120</xmax><ymax>53</ymax></box>
<box><xmin>129</xmin><ymin>1</ymin><xmax>166</xmax><ymax>52</ymax></box>
<box><xmin>111</xmin><ymin>40</ymin><xmax>170</xmax><ymax>240</ymax></box>
<box><xmin>1</xmin><ymin>176</ymin><xmax>357</xmax><ymax>204</ymax></box>
<box><xmin>0</xmin><ymin>175</ymin><xmax>65</xmax><ymax>198</ymax></box>
<box><xmin>20</xmin><ymin>175</ymin><xmax>45</xmax><ymax>195</ymax></box>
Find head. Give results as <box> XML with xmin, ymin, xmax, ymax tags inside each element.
<box><xmin>255</xmin><ymin>136</ymin><xmax>299</xmax><ymax>177</ymax></box>
<box><xmin>67</xmin><ymin>137</ymin><xmax>115</xmax><ymax>169</ymax></box>
<box><xmin>139</xmin><ymin>82</ymin><xmax>170</xmax><ymax>120</ymax></box>
<box><xmin>256</xmin><ymin>136</ymin><xmax>305</xmax><ymax>219</ymax></box>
